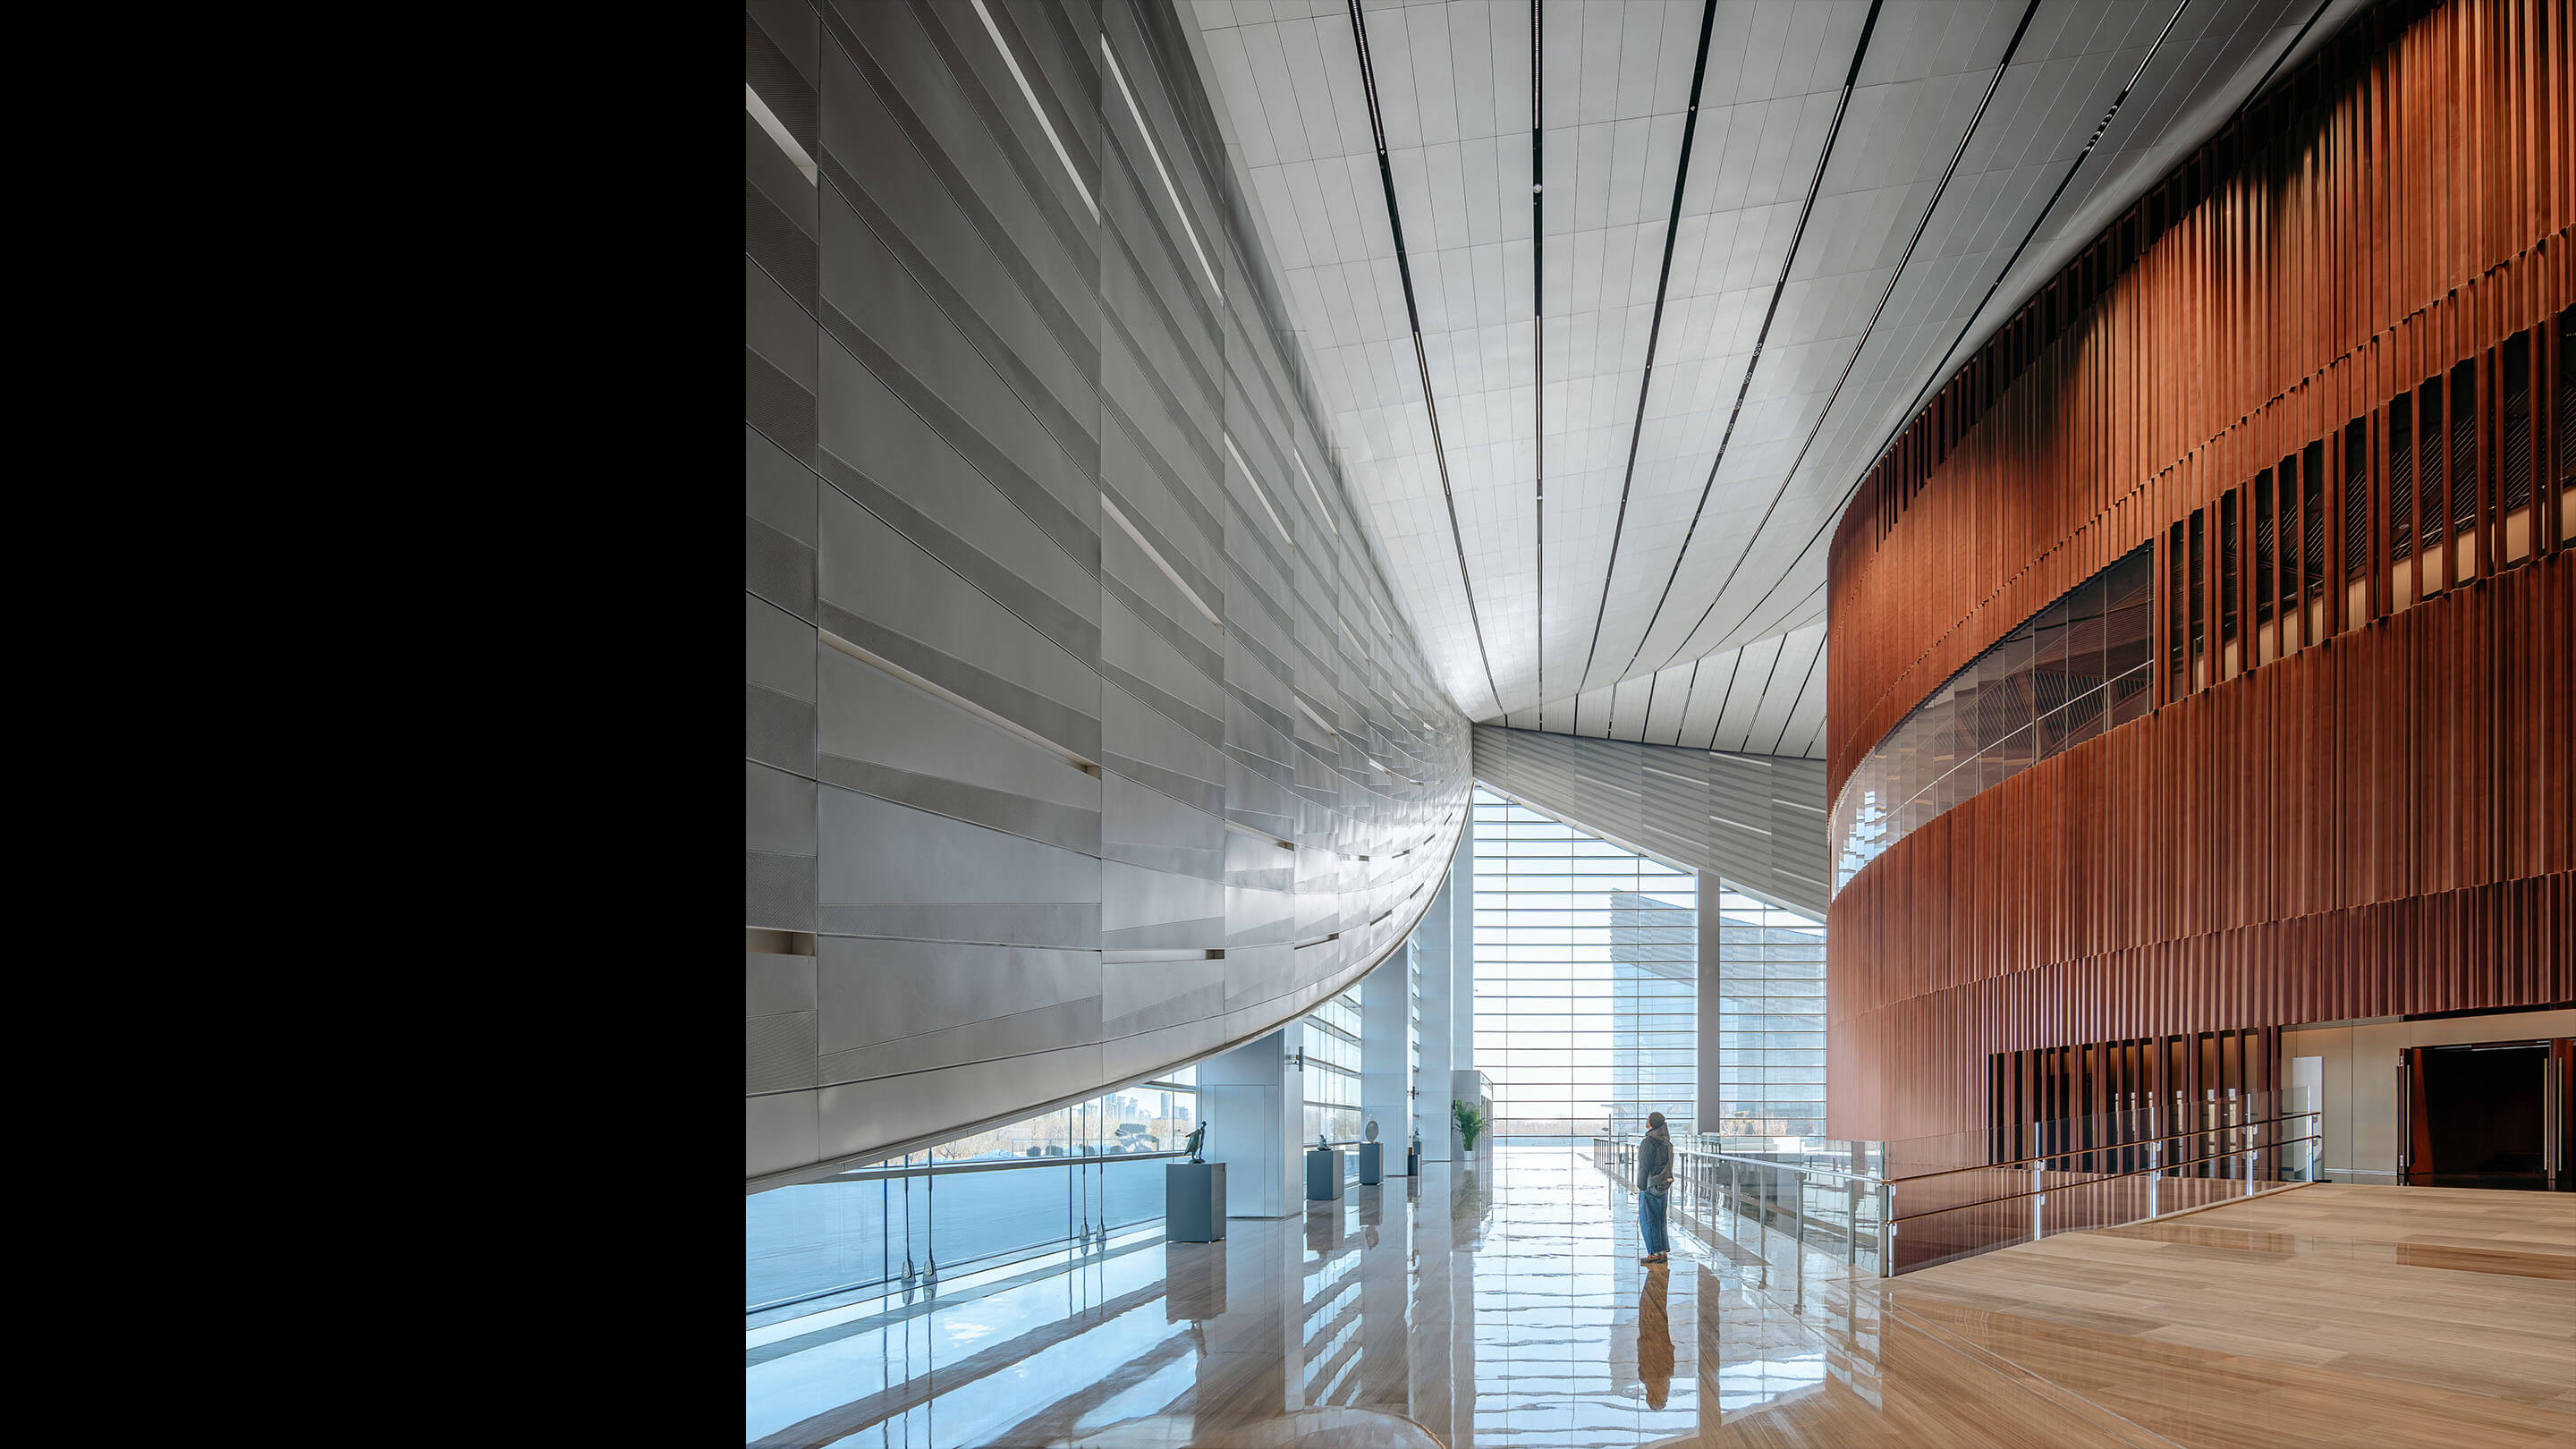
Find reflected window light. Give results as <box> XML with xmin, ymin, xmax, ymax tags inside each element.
<box><xmin>1716</xmin><ymin>1352</ymin><xmax>1829</xmax><ymax>1412</ymax></box>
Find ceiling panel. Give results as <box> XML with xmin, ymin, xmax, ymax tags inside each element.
<box><xmin>1182</xmin><ymin>0</ymin><xmax>2363</xmax><ymax>760</ymax></box>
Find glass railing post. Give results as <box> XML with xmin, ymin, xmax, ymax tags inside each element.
<box><xmin>1793</xmin><ymin>1167</ymin><xmax>1807</xmax><ymax>1265</ymax></box>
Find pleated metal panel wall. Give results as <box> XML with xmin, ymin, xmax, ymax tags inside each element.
<box><xmin>746</xmin><ymin>0</ymin><xmax>1470</xmax><ymax>1189</ymax></box>
<box><xmin>1470</xmin><ymin>725</ymin><xmax>1829</xmax><ymax>919</ymax></box>
<box><xmin>1822</xmin><ymin>0</ymin><xmax>2574</xmax><ymax>1143</ymax></box>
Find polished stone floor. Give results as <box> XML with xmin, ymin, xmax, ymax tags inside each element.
<box><xmin>744</xmin><ymin>1147</ymin><xmax>2576</xmax><ymax>1448</ymax></box>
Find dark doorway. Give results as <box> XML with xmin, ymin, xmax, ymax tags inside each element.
<box><xmin>2402</xmin><ymin>1039</ymin><xmax>2572</xmax><ymax>1191</ymax></box>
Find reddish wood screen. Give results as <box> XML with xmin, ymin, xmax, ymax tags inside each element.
<box><xmin>1825</xmin><ymin>0</ymin><xmax>2575</xmax><ymax>1143</ymax></box>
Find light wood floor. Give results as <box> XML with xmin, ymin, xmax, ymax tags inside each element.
<box><xmin>745</xmin><ymin>1159</ymin><xmax>2576</xmax><ymax>1448</ymax></box>
<box><xmin>1883</xmin><ymin>1183</ymin><xmax>2576</xmax><ymax>1449</ymax></box>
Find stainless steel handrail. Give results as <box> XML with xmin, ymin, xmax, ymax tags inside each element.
<box><xmin>830</xmin><ymin>1148</ymin><xmax>1191</xmax><ymax>1182</ymax></box>
<box><xmin>1892</xmin><ymin>1130</ymin><xmax>2322</xmax><ymax>1224</ymax></box>
<box><xmin>1898</xmin><ymin>1109</ymin><xmax>2318</xmax><ymax>1180</ymax></box>
<box><xmin>1882</xmin><ymin>1117</ymin><xmax>2317</xmax><ymax>1203</ymax></box>
<box><xmin>1673</xmin><ymin>1147</ymin><xmax>1882</xmax><ymax>1183</ymax></box>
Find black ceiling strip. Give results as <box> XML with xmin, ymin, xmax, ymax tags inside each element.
<box><xmin>1345</xmin><ymin>0</ymin><xmax>1504</xmax><ymax>717</ymax></box>
<box><xmin>2229</xmin><ymin>0</ymin><xmax>2336</xmax><ymax>126</ymax></box>
<box><xmin>1645</xmin><ymin>0</ymin><xmax>2042</xmax><ymax>672</ymax></box>
<box><xmin>1670</xmin><ymin>0</ymin><xmax>2201</xmax><ymax>665</ymax></box>
<box><xmin>1668</xmin><ymin>657</ymin><xmax>1701</xmax><ymax>747</ymax></box>
<box><xmin>1576</xmin><ymin>0</ymin><xmax>1720</xmax><ymax>730</ymax></box>
<box><xmin>1769</xmin><ymin>630</ymin><xmax>1826</xmax><ymax>756</ymax></box>
<box><xmin>1700</xmin><ymin>646</ymin><xmax>1743</xmax><ymax>752</ymax></box>
<box><xmin>1597</xmin><ymin>0</ymin><xmax>1885</xmax><ymax>699</ymax></box>
<box><xmin>1735</xmin><ymin>631</ymin><xmax>1792</xmax><ymax>753</ymax></box>
<box><xmin>1532</xmin><ymin>0</ymin><xmax>1546</xmax><ymax>712</ymax></box>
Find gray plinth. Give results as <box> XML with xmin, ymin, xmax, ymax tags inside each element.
<box><xmin>1358</xmin><ymin>1141</ymin><xmax>1383</xmax><ymax>1184</ymax></box>
<box><xmin>1164</xmin><ymin>1161</ymin><xmax>1226</xmax><ymax>1241</ymax></box>
<box><xmin>1305</xmin><ymin>1148</ymin><xmax>1343</xmax><ymax>1201</ymax></box>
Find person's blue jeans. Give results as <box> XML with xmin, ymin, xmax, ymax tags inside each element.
<box><xmin>1639</xmin><ymin>1186</ymin><xmax>1670</xmax><ymax>1257</ymax></box>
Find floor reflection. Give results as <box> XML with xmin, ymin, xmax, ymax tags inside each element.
<box><xmin>741</xmin><ymin>1144</ymin><xmax>2042</xmax><ymax>1447</ymax></box>
<box><xmin>744</xmin><ymin>1148</ymin><xmax>2573</xmax><ymax>1448</ymax></box>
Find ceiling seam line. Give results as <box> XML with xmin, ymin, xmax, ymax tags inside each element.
<box><xmin>1736</xmin><ymin>630</ymin><xmax>1792</xmax><ymax>755</ymax></box>
<box><xmin>1345</xmin><ymin>0</ymin><xmax>1504</xmax><ymax>719</ymax></box>
<box><xmin>1770</xmin><ymin>631</ymin><xmax>1826</xmax><ymax>758</ymax></box>
<box><xmin>1574</xmin><ymin>0</ymin><xmax>1722</xmax><ymax>724</ymax></box>
<box><xmin>1647</xmin><ymin>0</ymin><xmax>2045</xmax><ymax>670</ymax></box>
<box><xmin>1681</xmin><ymin>0</ymin><xmax>2205</xmax><ymax>668</ymax></box>
<box><xmin>1670</xmin><ymin>656</ymin><xmax>1703</xmax><ymax>748</ymax></box>
<box><xmin>1607</xmin><ymin>0</ymin><xmax>1888</xmax><ymax>689</ymax></box>
<box><xmin>1533</xmin><ymin>0</ymin><xmax>1546</xmax><ymax>723</ymax></box>
<box><xmin>1703</xmin><ymin>647</ymin><xmax>1744</xmax><ymax>752</ymax></box>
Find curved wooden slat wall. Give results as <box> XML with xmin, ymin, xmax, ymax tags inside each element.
<box><xmin>1824</xmin><ymin>0</ymin><xmax>2575</xmax><ymax>1143</ymax></box>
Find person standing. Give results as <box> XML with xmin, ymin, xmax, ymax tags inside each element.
<box><xmin>1637</xmin><ymin>1111</ymin><xmax>1674</xmax><ymax>1264</ymax></box>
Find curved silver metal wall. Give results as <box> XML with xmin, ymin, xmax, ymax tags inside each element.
<box><xmin>746</xmin><ymin>0</ymin><xmax>1471</xmax><ymax>1190</ymax></box>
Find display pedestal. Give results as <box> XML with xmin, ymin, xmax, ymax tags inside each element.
<box><xmin>1304</xmin><ymin>1148</ymin><xmax>1343</xmax><ymax>1201</ymax></box>
<box><xmin>1406</xmin><ymin>1146</ymin><xmax>1420</xmax><ymax>1176</ymax></box>
<box><xmin>1164</xmin><ymin>1162</ymin><xmax>1226</xmax><ymax>1241</ymax></box>
<box><xmin>1358</xmin><ymin>1141</ymin><xmax>1383</xmax><ymax>1184</ymax></box>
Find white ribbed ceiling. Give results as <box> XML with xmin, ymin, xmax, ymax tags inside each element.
<box><xmin>1182</xmin><ymin>0</ymin><xmax>2360</xmax><ymax>755</ymax></box>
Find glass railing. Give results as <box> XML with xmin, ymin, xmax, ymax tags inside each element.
<box><xmin>1830</xmin><ymin>543</ymin><xmax>2155</xmax><ymax>895</ymax></box>
<box><xmin>1878</xmin><ymin>1090</ymin><xmax>2321</xmax><ymax>1274</ymax></box>
<box><xmin>746</xmin><ymin>1148</ymin><xmax>1190</xmax><ymax>1316</ymax></box>
<box><xmin>748</xmin><ymin>1079</ymin><xmax>1199</xmax><ymax>1318</ymax></box>
<box><xmin>1590</xmin><ymin>1086</ymin><xmax>2321</xmax><ymax>1277</ymax></box>
<box><xmin>1593</xmin><ymin>1134</ymin><xmax>1890</xmax><ymax>1274</ymax></box>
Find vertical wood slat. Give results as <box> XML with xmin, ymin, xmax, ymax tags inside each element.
<box><xmin>1831</xmin><ymin>0</ymin><xmax>2573</xmax><ymax>798</ymax></box>
<box><xmin>1823</xmin><ymin>0</ymin><xmax>2575</xmax><ymax>1144</ymax></box>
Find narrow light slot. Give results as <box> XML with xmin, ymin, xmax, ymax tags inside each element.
<box><xmin>1293</xmin><ymin>696</ymin><xmax>1340</xmax><ymax>738</ymax></box>
<box><xmin>820</xmin><ymin>628</ymin><xmax>1100</xmax><ymax>775</ymax></box>
<box><xmin>1709</xmin><ymin>813</ymin><xmax>1772</xmax><ymax>835</ymax></box>
<box><xmin>1100</xmin><ymin>491</ymin><xmax>1224</xmax><ymax>632</ymax></box>
<box><xmin>967</xmin><ymin>0</ymin><xmax>1097</xmax><ymax>221</ymax></box>
<box><xmin>746</xmin><ymin>84</ymin><xmax>818</xmax><ymax>185</ymax></box>
<box><xmin>1339</xmin><ymin>617</ymin><xmax>1370</xmax><ymax>662</ymax></box>
<box><xmin>1294</xmin><ymin>932</ymin><xmax>1343</xmax><ymax>950</ymax></box>
<box><xmin>1364</xmin><ymin>757</ymin><xmax>1392</xmax><ymax>775</ymax></box>
<box><xmin>1292</xmin><ymin>448</ymin><xmax>1340</xmax><ymax>538</ymax></box>
<box><xmin>1224</xmin><ymin>433</ymin><xmax>1295</xmax><ymax>547</ymax></box>
<box><xmin>1365</xmin><ymin>593</ymin><xmax>1393</xmax><ymax>638</ymax></box>
<box><xmin>1224</xmin><ymin>819</ymin><xmax>1295</xmax><ymax>852</ymax></box>
<box><xmin>1100</xmin><ymin>35</ymin><xmax>1220</xmax><ymax>296</ymax></box>
<box><xmin>1369</xmin><ymin>910</ymin><xmax>1394</xmax><ymax>928</ymax></box>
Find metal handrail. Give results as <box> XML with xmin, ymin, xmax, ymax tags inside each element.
<box><xmin>1896</xmin><ymin>1108</ymin><xmax>2320</xmax><ymax>1182</ymax></box>
<box><xmin>1674</xmin><ymin>1148</ymin><xmax>1882</xmax><ymax>1183</ymax></box>
<box><xmin>1892</xmin><ymin>1130</ymin><xmax>2322</xmax><ymax>1224</ymax></box>
<box><xmin>830</xmin><ymin>1148</ymin><xmax>1191</xmax><ymax>1182</ymax></box>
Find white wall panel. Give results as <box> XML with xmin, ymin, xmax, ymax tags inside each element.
<box><xmin>747</xmin><ymin>0</ymin><xmax>1471</xmax><ymax>1190</ymax></box>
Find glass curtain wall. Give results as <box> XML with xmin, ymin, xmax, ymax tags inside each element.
<box><xmin>1302</xmin><ymin>982</ymin><xmax>1363</xmax><ymax>1149</ymax></box>
<box><xmin>746</xmin><ymin>1072</ymin><xmax>1197</xmax><ymax>1315</ymax></box>
<box><xmin>1709</xmin><ymin>887</ymin><xmax>1827</xmax><ymax>1138</ymax></box>
<box><xmin>1471</xmin><ymin>786</ymin><xmax>1698</xmax><ymax>1141</ymax></box>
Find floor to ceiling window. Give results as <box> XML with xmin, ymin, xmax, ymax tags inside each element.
<box><xmin>1471</xmin><ymin>786</ymin><xmax>1698</xmax><ymax>1141</ymax></box>
<box><xmin>1301</xmin><ymin>980</ymin><xmax>1362</xmax><ymax>1148</ymax></box>
<box><xmin>1709</xmin><ymin>887</ymin><xmax>1826</xmax><ymax>1138</ymax></box>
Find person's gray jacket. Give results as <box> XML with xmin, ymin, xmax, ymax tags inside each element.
<box><xmin>1638</xmin><ymin>1131</ymin><xmax>1673</xmax><ymax>1193</ymax></box>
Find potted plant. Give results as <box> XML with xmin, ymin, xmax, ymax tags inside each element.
<box><xmin>1452</xmin><ymin>1098</ymin><xmax>1487</xmax><ymax>1154</ymax></box>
